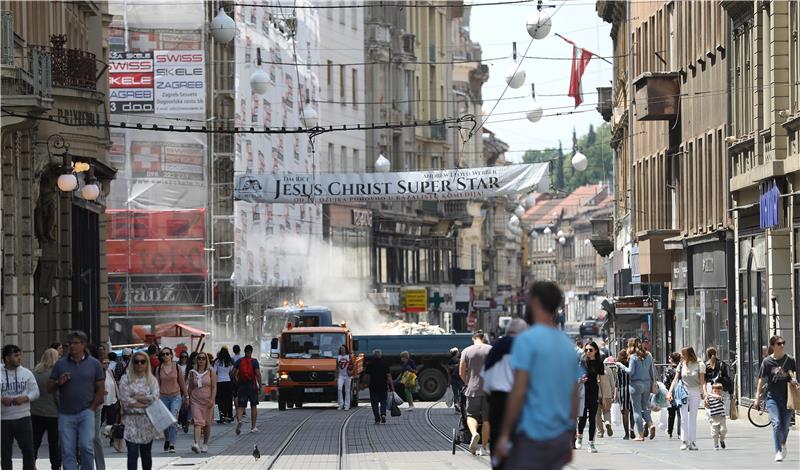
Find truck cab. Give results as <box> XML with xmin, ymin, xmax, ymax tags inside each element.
<box><xmin>272</xmin><ymin>323</ymin><xmax>363</xmax><ymax>411</ymax></box>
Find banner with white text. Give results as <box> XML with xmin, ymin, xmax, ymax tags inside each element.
<box><xmin>234</xmin><ymin>163</ymin><xmax>550</xmax><ymax>203</ymax></box>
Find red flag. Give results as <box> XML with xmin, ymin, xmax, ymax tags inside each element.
<box><xmin>560</xmin><ymin>35</ymin><xmax>594</xmax><ymax>108</ymax></box>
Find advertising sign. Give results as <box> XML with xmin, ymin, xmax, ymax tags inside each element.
<box><xmin>401</xmin><ymin>287</ymin><xmax>428</xmax><ymax>313</ymax></box>
<box><xmin>108</xmin><ymin>239</ymin><xmax>206</xmax><ymax>274</ymax></box>
<box><xmin>109</xmin><ymin>275</ymin><xmax>206</xmax><ymax>310</ymax></box>
<box><xmin>109</xmin><ymin>51</ymin><xmax>154</xmax><ymax>114</ymax></box>
<box><xmin>234</xmin><ymin>163</ymin><xmax>550</xmax><ymax>204</ymax></box>
<box><xmin>154</xmin><ymin>50</ymin><xmax>205</xmax><ymax>114</ymax></box>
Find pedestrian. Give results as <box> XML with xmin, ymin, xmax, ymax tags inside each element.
<box><xmin>50</xmin><ymin>343</ymin><xmax>64</xmax><ymax>358</ymax></box>
<box><xmin>146</xmin><ymin>344</ymin><xmax>160</xmax><ymax>372</ymax></box>
<box><xmin>363</xmin><ymin>349</ymin><xmax>393</xmax><ymax>424</ymax></box>
<box><xmin>213</xmin><ymin>347</ymin><xmax>235</xmax><ymax>423</ymax></box>
<box><xmin>494</xmin><ymin>281</ymin><xmax>580</xmax><ymax>470</ymax></box>
<box><xmin>619</xmin><ymin>339</ymin><xmax>656</xmax><ymax>441</ymax></box>
<box><xmin>615</xmin><ymin>349</ymin><xmax>635</xmax><ymax>440</ymax></box>
<box><xmin>119</xmin><ymin>350</ymin><xmax>160</xmax><ymax>470</ymax></box>
<box><xmin>178</xmin><ymin>351</ymin><xmax>189</xmax><ymax>376</ymax></box>
<box><xmin>448</xmin><ymin>347</ymin><xmax>464</xmax><ymax>413</ymax></box>
<box><xmin>395</xmin><ymin>351</ymin><xmax>417</xmax><ymax>410</ymax></box>
<box><xmin>754</xmin><ymin>335</ymin><xmax>798</xmax><ymax>462</ymax></box>
<box><xmin>89</xmin><ymin>344</ymin><xmax>107</xmax><ymax>470</ymax></box>
<box><xmin>155</xmin><ymin>347</ymin><xmax>186</xmax><ymax>453</ymax></box>
<box><xmin>232</xmin><ymin>345</ymin><xmax>260</xmax><ymax>435</ymax></box>
<box><xmin>667</xmin><ymin>346</ymin><xmax>705</xmax><ymax>451</ymax></box>
<box><xmin>31</xmin><ymin>348</ymin><xmax>61</xmax><ymax>470</ymax></box>
<box><xmin>460</xmin><ymin>331</ymin><xmax>492</xmax><ymax>456</ymax></box>
<box><xmin>1</xmin><ymin>344</ymin><xmax>39</xmax><ymax>470</ymax></box>
<box><xmin>481</xmin><ymin>317</ymin><xmax>527</xmax><ymax>467</ymax></box>
<box><xmin>662</xmin><ymin>352</ymin><xmax>682</xmax><ymax>439</ymax></box>
<box><xmin>704</xmin><ymin>347</ymin><xmax>733</xmax><ymax>414</ymax></box>
<box><xmin>704</xmin><ymin>382</ymin><xmax>727</xmax><ymax>450</ymax></box>
<box><xmin>231</xmin><ymin>345</ymin><xmax>242</xmax><ymax>364</ymax></box>
<box><xmin>596</xmin><ymin>354</ymin><xmax>616</xmax><ymax>439</ymax></box>
<box><xmin>115</xmin><ymin>348</ymin><xmax>132</xmax><ymax>381</ymax></box>
<box><xmin>336</xmin><ymin>345</ymin><xmax>354</xmax><ymax>410</ymax></box>
<box><xmin>48</xmin><ymin>330</ymin><xmax>104</xmax><ymax>470</ymax></box>
<box><xmin>188</xmin><ymin>353</ymin><xmax>217</xmax><ymax>453</ymax></box>
<box><xmin>575</xmin><ymin>341</ymin><xmax>604</xmax><ymax>453</ymax></box>
<box><xmin>100</xmin><ymin>355</ymin><xmax>120</xmax><ymax>436</ymax></box>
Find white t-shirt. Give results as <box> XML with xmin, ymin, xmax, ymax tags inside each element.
<box><xmin>103</xmin><ymin>369</ymin><xmax>118</xmax><ymax>406</ymax></box>
<box><xmin>681</xmin><ymin>361</ymin><xmax>705</xmax><ymax>390</ymax></box>
<box><xmin>337</xmin><ymin>355</ymin><xmax>351</xmax><ymax>378</ymax></box>
<box><xmin>214</xmin><ymin>361</ymin><xmax>233</xmax><ymax>382</ymax></box>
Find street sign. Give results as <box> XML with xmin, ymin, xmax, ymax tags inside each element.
<box><xmin>472</xmin><ymin>300</ymin><xmax>491</xmax><ymax>309</ymax></box>
<box><xmin>615</xmin><ymin>297</ymin><xmax>654</xmax><ymax>315</ymax></box>
<box><xmin>401</xmin><ymin>287</ymin><xmax>427</xmax><ymax>313</ymax></box>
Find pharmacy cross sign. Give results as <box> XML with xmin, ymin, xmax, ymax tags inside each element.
<box><xmin>429</xmin><ymin>292</ymin><xmax>445</xmax><ymax>310</ymax></box>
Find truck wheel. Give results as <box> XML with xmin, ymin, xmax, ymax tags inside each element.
<box><xmin>278</xmin><ymin>398</ymin><xmax>287</xmax><ymax>411</ymax></box>
<box><xmin>417</xmin><ymin>367</ymin><xmax>448</xmax><ymax>401</ymax></box>
<box><xmin>294</xmin><ymin>402</ymin><xmax>303</xmax><ymax>408</ymax></box>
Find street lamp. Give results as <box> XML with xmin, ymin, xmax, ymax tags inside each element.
<box><xmin>81</xmin><ymin>168</ymin><xmax>100</xmax><ymax>201</ymax></box>
<box><xmin>543</xmin><ymin>226</ymin><xmax>552</xmax><ymax>235</ymax></box>
<box><xmin>572</xmin><ymin>150</ymin><xmax>588</xmax><ymax>172</ymax></box>
<box><xmin>374</xmin><ymin>152</ymin><xmax>391</xmax><ymax>173</ymax></box>
<box><xmin>526</xmin><ymin>6</ymin><xmax>552</xmax><ymax>40</ymax></box>
<box><xmin>558</xmin><ymin>236</ymin><xmax>566</xmax><ymax>245</ymax></box>
<box><xmin>513</xmin><ymin>205</ymin><xmax>525</xmax><ymax>218</ymax></box>
<box><xmin>524</xmin><ymin>193</ymin><xmax>536</xmax><ymax>209</ymax></box>
<box><xmin>556</xmin><ymin>229</ymin><xmax>564</xmax><ymax>238</ymax></box>
<box><xmin>526</xmin><ymin>84</ymin><xmax>543</xmax><ymax>123</ymax></box>
<box><xmin>210</xmin><ymin>8</ymin><xmax>235</xmax><ymax>44</ymax></box>
<box><xmin>301</xmin><ymin>90</ymin><xmax>318</xmax><ymax>128</ymax></box>
<box><xmin>250</xmin><ymin>48</ymin><xmax>269</xmax><ymax>95</ymax></box>
<box><xmin>504</xmin><ymin>42</ymin><xmax>526</xmax><ymax>89</ymax></box>
<box><xmin>49</xmin><ymin>135</ymin><xmax>77</xmax><ymax>192</ymax></box>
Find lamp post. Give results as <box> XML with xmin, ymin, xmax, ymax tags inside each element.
<box><xmin>374</xmin><ymin>152</ymin><xmax>391</xmax><ymax>173</ymax></box>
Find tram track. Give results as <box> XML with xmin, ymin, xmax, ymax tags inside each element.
<box><xmin>424</xmin><ymin>401</ymin><xmax>484</xmax><ymax>458</ymax></box>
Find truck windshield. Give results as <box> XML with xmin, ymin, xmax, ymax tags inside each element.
<box><xmin>283</xmin><ymin>333</ymin><xmax>346</xmax><ymax>359</ymax></box>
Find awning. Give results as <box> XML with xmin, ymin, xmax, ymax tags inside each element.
<box><xmin>155</xmin><ymin>322</ymin><xmax>208</xmax><ymax>338</ymax></box>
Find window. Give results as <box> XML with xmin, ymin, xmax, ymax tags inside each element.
<box><xmin>326</xmin><ymin>60</ymin><xmax>333</xmax><ymax>99</ymax></box>
<box><xmin>340</xmin><ymin>146</ymin><xmax>347</xmax><ymax>172</ymax></box>
<box><xmin>339</xmin><ymin>1</ymin><xmax>345</xmax><ymax>24</ymax></box>
<box><xmin>352</xmin><ymin>149</ymin><xmax>360</xmax><ymax>172</ymax></box>
<box><xmin>431</xmin><ymin>156</ymin><xmax>441</xmax><ymax>169</ymax></box>
<box><xmin>351</xmin><ymin>6</ymin><xmax>357</xmax><ymax>29</ymax></box>
<box><xmin>339</xmin><ymin>65</ymin><xmax>345</xmax><ymax>99</ymax></box>
<box><xmin>470</xmin><ymin>244</ymin><xmax>477</xmax><ymax>270</ymax></box>
<box><xmin>352</xmin><ymin>69</ymin><xmax>357</xmax><ymax>107</ymax></box>
<box><xmin>327</xmin><ymin>143</ymin><xmax>334</xmax><ymax>172</ymax></box>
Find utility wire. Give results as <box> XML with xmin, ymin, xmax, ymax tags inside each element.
<box><xmin>236</xmin><ymin>0</ymin><xmax>540</xmax><ymax>9</ymax></box>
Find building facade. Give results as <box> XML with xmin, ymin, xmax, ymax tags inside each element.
<box><xmin>1</xmin><ymin>2</ymin><xmax>114</xmax><ymax>364</ymax></box>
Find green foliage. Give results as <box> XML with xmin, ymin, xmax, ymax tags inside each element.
<box><xmin>522</xmin><ymin>123</ymin><xmax>612</xmax><ymax>194</ymax></box>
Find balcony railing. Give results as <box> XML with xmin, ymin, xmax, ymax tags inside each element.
<box><xmin>430</xmin><ymin>123</ymin><xmax>447</xmax><ymax>141</ymax></box>
<box><xmin>39</xmin><ymin>35</ymin><xmax>98</xmax><ymax>91</ymax></box>
<box><xmin>2</xmin><ymin>11</ymin><xmax>13</xmax><ymax>65</ymax></box>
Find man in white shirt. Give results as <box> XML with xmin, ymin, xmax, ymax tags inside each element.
<box><xmin>1</xmin><ymin>344</ymin><xmax>40</xmax><ymax>470</ymax></box>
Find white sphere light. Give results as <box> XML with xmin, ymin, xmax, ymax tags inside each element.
<box><xmin>375</xmin><ymin>153</ymin><xmax>391</xmax><ymax>173</ymax></box>
<box><xmin>57</xmin><ymin>173</ymin><xmax>78</xmax><ymax>192</ymax></box>
<box><xmin>250</xmin><ymin>68</ymin><xmax>269</xmax><ymax>95</ymax></box>
<box><xmin>526</xmin><ymin>9</ymin><xmax>552</xmax><ymax>40</ymax></box>
<box><xmin>557</xmin><ymin>229</ymin><xmax>564</xmax><ymax>238</ymax></box>
<box><xmin>530</xmin><ymin>229</ymin><xmax>539</xmax><ymax>238</ymax></box>
<box><xmin>504</xmin><ymin>61</ymin><xmax>526</xmax><ymax>89</ymax></box>
<box><xmin>572</xmin><ymin>151</ymin><xmax>589</xmax><ymax>172</ymax></box>
<box><xmin>509</xmin><ymin>215</ymin><xmax>520</xmax><ymax>227</ymax></box>
<box><xmin>81</xmin><ymin>182</ymin><xmax>100</xmax><ymax>201</ymax></box>
<box><xmin>525</xmin><ymin>193</ymin><xmax>536</xmax><ymax>209</ymax></box>
<box><xmin>543</xmin><ymin>226</ymin><xmax>552</xmax><ymax>235</ymax></box>
<box><xmin>513</xmin><ymin>205</ymin><xmax>525</xmax><ymax>218</ymax></box>
<box><xmin>301</xmin><ymin>102</ymin><xmax>318</xmax><ymax>128</ymax></box>
<box><xmin>210</xmin><ymin>8</ymin><xmax>235</xmax><ymax>44</ymax></box>
<box><xmin>526</xmin><ymin>100</ymin><xmax>543</xmax><ymax>123</ymax></box>
<box><xmin>584</xmin><ymin>239</ymin><xmax>591</xmax><ymax>246</ymax></box>
<box><xmin>558</xmin><ymin>236</ymin><xmax>567</xmax><ymax>245</ymax></box>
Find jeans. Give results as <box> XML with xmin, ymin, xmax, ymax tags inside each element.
<box><xmin>337</xmin><ymin>375</ymin><xmax>352</xmax><ymax>409</ymax></box>
<box><xmin>679</xmin><ymin>388</ymin><xmax>701</xmax><ymax>444</ymax></box>
<box><xmin>126</xmin><ymin>440</ymin><xmax>152</xmax><ymax>470</ymax></box>
<box><xmin>369</xmin><ymin>387</ymin><xmax>388</xmax><ymax>419</ymax></box>
<box><xmin>59</xmin><ymin>408</ymin><xmax>96</xmax><ymax>470</ymax></box>
<box><xmin>765</xmin><ymin>394</ymin><xmax>792</xmax><ymax>453</ymax></box>
<box><xmin>577</xmin><ymin>389</ymin><xmax>599</xmax><ymax>441</ymax></box>
<box><xmin>160</xmin><ymin>395</ymin><xmax>182</xmax><ymax>444</ymax></box>
<box><xmin>1</xmin><ymin>416</ymin><xmax>35</xmax><ymax>470</ymax></box>
<box><xmin>628</xmin><ymin>382</ymin><xmax>652</xmax><ymax>435</ymax></box>
<box><xmin>32</xmin><ymin>414</ymin><xmax>61</xmax><ymax>470</ymax></box>
<box><xmin>94</xmin><ymin>407</ymin><xmax>105</xmax><ymax>470</ymax></box>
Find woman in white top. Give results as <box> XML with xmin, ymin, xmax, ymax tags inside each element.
<box><xmin>336</xmin><ymin>345</ymin><xmax>354</xmax><ymax>410</ymax></box>
<box><xmin>213</xmin><ymin>347</ymin><xmax>234</xmax><ymax>423</ymax></box>
<box><xmin>667</xmin><ymin>346</ymin><xmax>705</xmax><ymax>451</ymax></box>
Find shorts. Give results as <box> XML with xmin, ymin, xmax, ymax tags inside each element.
<box><xmin>237</xmin><ymin>382</ymin><xmax>259</xmax><ymax>408</ymax></box>
<box><xmin>466</xmin><ymin>394</ymin><xmax>490</xmax><ymax>421</ymax></box>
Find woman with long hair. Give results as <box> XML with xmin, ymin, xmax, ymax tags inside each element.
<box><xmin>667</xmin><ymin>346</ymin><xmax>705</xmax><ymax>450</ymax></box>
<box><xmin>155</xmin><ymin>347</ymin><xmax>186</xmax><ymax>453</ymax></box>
<box><xmin>213</xmin><ymin>347</ymin><xmax>235</xmax><ymax>422</ymax></box>
<box><xmin>620</xmin><ymin>340</ymin><xmax>656</xmax><ymax>441</ymax></box>
<box><xmin>615</xmin><ymin>349</ymin><xmax>635</xmax><ymax>440</ymax></box>
<box><xmin>705</xmin><ymin>346</ymin><xmax>732</xmax><ymax>414</ymax></box>
<box><xmin>336</xmin><ymin>345</ymin><xmax>354</xmax><ymax>410</ymax></box>
<box><xmin>188</xmin><ymin>352</ymin><xmax>217</xmax><ymax>453</ymax></box>
<box><xmin>575</xmin><ymin>341</ymin><xmax>604</xmax><ymax>453</ymax></box>
<box><xmin>31</xmin><ymin>348</ymin><xmax>61</xmax><ymax>470</ymax></box>
<box><xmin>119</xmin><ymin>351</ymin><xmax>161</xmax><ymax>470</ymax></box>
<box><xmin>754</xmin><ymin>336</ymin><xmax>798</xmax><ymax>462</ymax></box>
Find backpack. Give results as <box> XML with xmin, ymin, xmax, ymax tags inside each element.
<box><xmin>237</xmin><ymin>357</ymin><xmax>256</xmax><ymax>382</ymax></box>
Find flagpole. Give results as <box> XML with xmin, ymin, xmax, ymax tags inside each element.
<box><xmin>554</xmin><ymin>33</ymin><xmax>613</xmax><ymax>65</ymax></box>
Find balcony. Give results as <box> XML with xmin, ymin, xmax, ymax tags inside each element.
<box><xmin>1</xmin><ymin>12</ymin><xmax>53</xmax><ymax>113</ymax></box>
<box><xmin>41</xmin><ymin>35</ymin><xmax>98</xmax><ymax>91</ymax></box>
<box><xmin>589</xmin><ymin>218</ymin><xmax>613</xmax><ymax>257</ymax></box>
<box><xmin>596</xmin><ymin>86</ymin><xmax>612</xmax><ymax>122</ymax></box>
<box><xmin>429</xmin><ymin>122</ymin><xmax>447</xmax><ymax>142</ymax></box>
<box><xmin>633</xmin><ymin>72</ymin><xmax>680</xmax><ymax>121</ymax></box>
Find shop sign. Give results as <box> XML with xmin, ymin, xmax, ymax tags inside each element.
<box><xmin>401</xmin><ymin>287</ymin><xmax>427</xmax><ymax>313</ymax></box>
<box><xmin>759</xmin><ymin>180</ymin><xmax>781</xmax><ymax>229</ymax></box>
<box><xmin>472</xmin><ymin>300</ymin><xmax>491</xmax><ymax>309</ymax></box>
<box><xmin>109</xmin><ymin>275</ymin><xmax>205</xmax><ymax>309</ymax></box>
<box><xmin>351</xmin><ymin>208</ymin><xmax>372</xmax><ymax>227</ymax></box>
<box><xmin>616</xmin><ymin>297</ymin><xmax>654</xmax><ymax>315</ymax></box>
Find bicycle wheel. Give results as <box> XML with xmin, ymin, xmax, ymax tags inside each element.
<box><xmin>748</xmin><ymin>403</ymin><xmax>771</xmax><ymax>428</ymax></box>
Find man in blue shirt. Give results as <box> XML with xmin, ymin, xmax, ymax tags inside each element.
<box><xmin>495</xmin><ymin>281</ymin><xmax>580</xmax><ymax>470</ymax></box>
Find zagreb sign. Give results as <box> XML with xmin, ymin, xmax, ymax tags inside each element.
<box><xmin>234</xmin><ymin>163</ymin><xmax>550</xmax><ymax>204</ymax></box>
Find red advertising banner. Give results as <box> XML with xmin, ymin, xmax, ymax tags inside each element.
<box><xmin>108</xmin><ymin>209</ymin><xmax>205</xmax><ymax>240</ymax></box>
<box><xmin>107</xmin><ymin>239</ymin><xmax>206</xmax><ymax>274</ymax></box>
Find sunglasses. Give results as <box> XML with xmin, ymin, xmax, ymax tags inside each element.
<box><xmin>180</xmin><ymin>355</ymin><xmax>188</xmax><ymax>359</ymax></box>
<box><xmin>585</xmin><ymin>348</ymin><xmax>595</xmax><ymax>353</ymax></box>
<box><xmin>162</xmin><ymin>352</ymin><xmax>172</xmax><ymax>356</ymax></box>
<box><xmin>197</xmin><ymin>357</ymin><xmax>207</xmax><ymax>361</ymax></box>
<box><xmin>133</xmin><ymin>359</ymin><xmax>147</xmax><ymax>365</ymax></box>
<box><xmin>776</xmin><ymin>341</ymin><xmax>786</xmax><ymax>346</ymax></box>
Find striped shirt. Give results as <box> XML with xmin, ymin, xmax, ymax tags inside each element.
<box><xmin>707</xmin><ymin>395</ymin><xmax>725</xmax><ymax>417</ymax></box>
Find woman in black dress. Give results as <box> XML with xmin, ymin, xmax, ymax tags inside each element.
<box><xmin>576</xmin><ymin>341</ymin><xmax>604</xmax><ymax>453</ymax></box>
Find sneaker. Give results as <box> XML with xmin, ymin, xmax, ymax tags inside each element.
<box><xmin>235</xmin><ymin>421</ymin><xmax>242</xmax><ymax>435</ymax></box>
<box><xmin>714</xmin><ymin>441</ymin><xmax>720</xmax><ymax>451</ymax></box>
<box><xmin>630</xmin><ymin>430</ymin><xmax>636</xmax><ymax>439</ymax></box>
<box><xmin>689</xmin><ymin>442</ymin><xmax>698</xmax><ymax>451</ymax></box>
<box><xmin>648</xmin><ymin>423</ymin><xmax>656</xmax><ymax>440</ymax></box>
<box><xmin>477</xmin><ymin>447</ymin><xmax>487</xmax><ymax>456</ymax></box>
<box><xmin>623</xmin><ymin>434</ymin><xmax>630</xmax><ymax>441</ymax></box>
<box><xmin>680</xmin><ymin>442</ymin><xmax>688</xmax><ymax>451</ymax></box>
<box><xmin>408</xmin><ymin>404</ymin><xmax>415</xmax><ymax>411</ymax></box>
<box><xmin>588</xmin><ymin>442</ymin><xmax>597</xmax><ymax>453</ymax></box>
<box><xmin>605</xmin><ymin>422</ymin><xmax>613</xmax><ymax>437</ymax></box>
<box><xmin>720</xmin><ymin>440</ymin><xmax>726</xmax><ymax>449</ymax></box>
<box><xmin>250</xmin><ymin>427</ymin><xmax>259</xmax><ymax>433</ymax></box>
<box><xmin>191</xmin><ymin>443</ymin><xmax>200</xmax><ymax>454</ymax></box>
<box><xmin>575</xmin><ymin>436</ymin><xmax>583</xmax><ymax>450</ymax></box>
<box><xmin>375</xmin><ymin>418</ymin><xmax>381</xmax><ymax>424</ymax></box>
<box><xmin>642</xmin><ymin>426</ymin><xmax>648</xmax><ymax>438</ymax></box>
<box><xmin>469</xmin><ymin>434</ymin><xmax>480</xmax><ymax>454</ymax></box>
<box><xmin>164</xmin><ymin>441</ymin><xmax>170</xmax><ymax>452</ymax></box>
<box><xmin>169</xmin><ymin>444</ymin><xmax>176</xmax><ymax>453</ymax></box>
<box><xmin>201</xmin><ymin>444</ymin><xmax>208</xmax><ymax>453</ymax></box>
<box><xmin>380</xmin><ymin>415</ymin><xmax>386</xmax><ymax>424</ymax></box>
<box><xmin>780</xmin><ymin>445</ymin><xmax>786</xmax><ymax>460</ymax></box>
<box><xmin>775</xmin><ymin>452</ymin><xmax>783</xmax><ymax>462</ymax></box>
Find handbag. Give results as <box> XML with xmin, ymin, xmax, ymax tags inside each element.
<box><xmin>788</xmin><ymin>382</ymin><xmax>800</xmax><ymax>410</ymax></box>
<box><xmin>444</xmin><ymin>386</ymin><xmax>454</xmax><ymax>407</ymax></box>
<box><xmin>111</xmin><ymin>423</ymin><xmax>125</xmax><ymax>439</ymax></box>
<box><xmin>145</xmin><ymin>399</ymin><xmax>178</xmax><ymax>432</ymax></box>
<box><xmin>729</xmin><ymin>397</ymin><xmax>739</xmax><ymax>420</ymax></box>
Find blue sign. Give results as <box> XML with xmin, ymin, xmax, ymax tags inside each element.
<box><xmin>759</xmin><ymin>181</ymin><xmax>781</xmax><ymax>229</ymax></box>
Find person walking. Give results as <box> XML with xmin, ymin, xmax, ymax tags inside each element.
<box><xmin>178</xmin><ymin>352</ymin><xmax>189</xmax><ymax>376</ymax></box>
<box><xmin>596</xmin><ymin>354</ymin><xmax>616</xmax><ymax>439</ymax></box>
<box><xmin>460</xmin><ymin>331</ymin><xmax>492</xmax><ymax>456</ymax></box>
<box><xmin>662</xmin><ymin>352</ymin><xmax>682</xmax><ymax>439</ymax></box>
<box><xmin>575</xmin><ymin>341</ymin><xmax>604</xmax><ymax>453</ymax></box>
<box><xmin>615</xmin><ymin>349</ymin><xmax>635</xmax><ymax>440</ymax></box>
<box><xmin>119</xmin><ymin>351</ymin><xmax>160</xmax><ymax>470</ymax></box>
<box><xmin>89</xmin><ymin>344</ymin><xmax>107</xmax><ymax>470</ymax></box>
<box><xmin>754</xmin><ymin>335</ymin><xmax>798</xmax><ymax>462</ymax></box>
<box><xmin>48</xmin><ymin>330</ymin><xmax>104</xmax><ymax>470</ymax></box>
<box><xmin>481</xmin><ymin>317</ymin><xmax>527</xmax><ymax>467</ymax></box>
<box><xmin>155</xmin><ymin>347</ymin><xmax>186</xmax><ymax>453</ymax></box>
<box><xmin>1</xmin><ymin>344</ymin><xmax>39</xmax><ymax>470</ymax></box>
<box><xmin>364</xmin><ymin>349</ymin><xmax>393</xmax><ymax>424</ymax></box>
<box><xmin>231</xmin><ymin>345</ymin><xmax>242</xmax><ymax>364</ymax></box>
<box><xmin>619</xmin><ymin>340</ymin><xmax>656</xmax><ymax>441</ymax></box>
<box><xmin>704</xmin><ymin>382</ymin><xmax>727</xmax><ymax>450</ymax></box>
<box><xmin>31</xmin><ymin>348</ymin><xmax>61</xmax><ymax>470</ymax></box>
<box><xmin>212</xmin><ymin>347</ymin><xmax>234</xmax><ymax>423</ymax></box>
<box><xmin>395</xmin><ymin>351</ymin><xmax>417</xmax><ymax>410</ymax></box>
<box><xmin>336</xmin><ymin>345</ymin><xmax>354</xmax><ymax>410</ymax></box>
<box><xmin>100</xmin><ymin>356</ymin><xmax>120</xmax><ymax>441</ymax></box>
<box><xmin>705</xmin><ymin>347</ymin><xmax>733</xmax><ymax>414</ymax></box>
<box><xmin>448</xmin><ymin>347</ymin><xmax>464</xmax><ymax>413</ymax></box>
<box><xmin>188</xmin><ymin>353</ymin><xmax>217</xmax><ymax>453</ymax></box>
<box><xmin>667</xmin><ymin>346</ymin><xmax>705</xmax><ymax>451</ymax></box>
<box><xmin>232</xmin><ymin>345</ymin><xmax>260</xmax><ymax>435</ymax></box>
<box><xmin>494</xmin><ymin>282</ymin><xmax>581</xmax><ymax>470</ymax></box>
<box><xmin>115</xmin><ymin>348</ymin><xmax>131</xmax><ymax>382</ymax></box>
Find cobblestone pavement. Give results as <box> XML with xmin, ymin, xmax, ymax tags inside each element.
<box><xmin>13</xmin><ymin>399</ymin><xmax>799</xmax><ymax>469</ymax></box>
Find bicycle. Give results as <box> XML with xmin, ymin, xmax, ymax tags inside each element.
<box><xmin>748</xmin><ymin>397</ymin><xmax>771</xmax><ymax>428</ymax></box>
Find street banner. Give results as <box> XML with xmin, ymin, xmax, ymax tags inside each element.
<box><xmin>154</xmin><ymin>50</ymin><xmax>205</xmax><ymax>114</ymax></box>
<box><xmin>234</xmin><ymin>163</ymin><xmax>550</xmax><ymax>204</ymax></box>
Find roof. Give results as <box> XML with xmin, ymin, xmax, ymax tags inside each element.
<box><xmin>283</xmin><ymin>326</ymin><xmax>348</xmax><ymax>334</ymax></box>
<box><xmin>522</xmin><ymin>183</ymin><xmax>610</xmax><ymax>228</ymax></box>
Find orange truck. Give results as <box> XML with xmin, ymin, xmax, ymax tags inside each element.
<box><xmin>270</xmin><ymin>323</ymin><xmax>364</xmax><ymax>411</ymax></box>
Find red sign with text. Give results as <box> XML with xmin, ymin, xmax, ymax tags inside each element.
<box><xmin>107</xmin><ymin>239</ymin><xmax>206</xmax><ymax>274</ymax></box>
